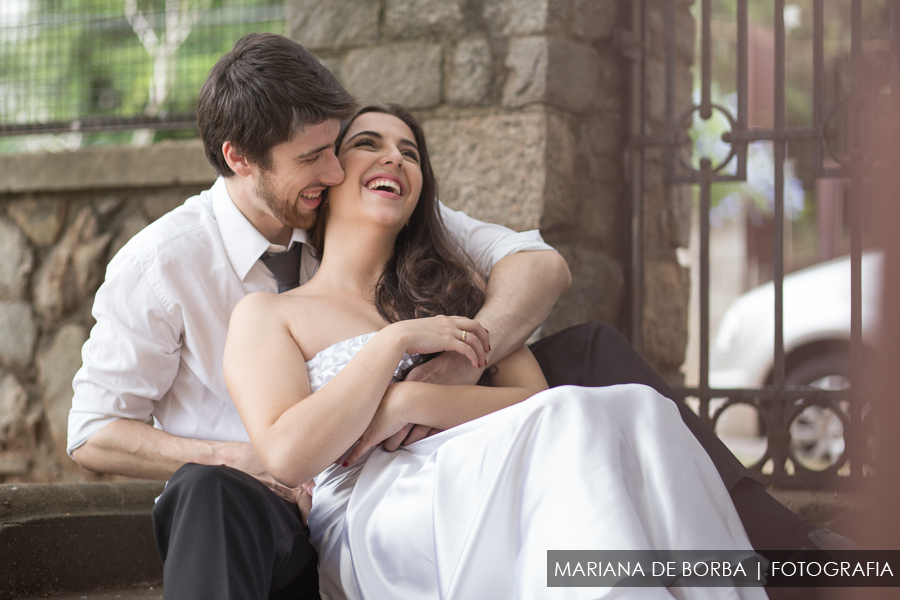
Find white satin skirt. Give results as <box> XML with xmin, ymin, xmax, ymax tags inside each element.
<box><xmin>307</xmin><ymin>384</ymin><xmax>766</xmax><ymax>600</ymax></box>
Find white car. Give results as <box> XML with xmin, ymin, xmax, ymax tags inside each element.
<box><xmin>709</xmin><ymin>252</ymin><xmax>882</xmax><ymax>467</ymax></box>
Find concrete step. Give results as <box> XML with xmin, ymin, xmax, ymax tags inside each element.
<box><xmin>18</xmin><ymin>584</ymin><xmax>162</xmax><ymax>599</ymax></box>
<box><xmin>1</xmin><ymin>481</ymin><xmax>863</xmax><ymax>599</ymax></box>
<box><xmin>0</xmin><ymin>482</ymin><xmax>164</xmax><ymax>600</ymax></box>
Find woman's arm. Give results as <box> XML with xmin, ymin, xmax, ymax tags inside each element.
<box><xmin>223</xmin><ymin>293</ymin><xmax>488</xmax><ymax>488</ymax></box>
<box><xmin>346</xmin><ymin>346</ymin><xmax>548</xmax><ymax>465</ymax></box>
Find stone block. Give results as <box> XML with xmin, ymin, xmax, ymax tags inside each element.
<box><xmin>344</xmin><ymin>43</ymin><xmax>443</xmax><ymax>109</ymax></box>
<box><xmin>675</xmin><ymin>5</ymin><xmax>696</xmax><ymax>66</ymax></box>
<box><xmin>447</xmin><ymin>36</ymin><xmax>493</xmax><ymax>106</ymax></box>
<box><xmin>642</xmin><ymin>260</ymin><xmax>690</xmax><ymax>371</ymax></box>
<box><xmin>287</xmin><ymin>0</ymin><xmax>380</xmax><ymax>50</ymax></box>
<box><xmin>6</xmin><ymin>196</ymin><xmax>66</xmax><ymax>247</ymax></box>
<box><xmin>484</xmin><ymin>0</ymin><xmax>570</xmax><ymax>36</ymax></box>
<box><xmin>0</xmin><ymin>301</ymin><xmax>36</xmax><ymax>370</ymax></box>
<box><xmin>0</xmin><ymin>374</ymin><xmax>28</xmax><ymax>440</ymax></box>
<box><xmin>384</xmin><ymin>0</ymin><xmax>464</xmax><ymax>38</ymax></box>
<box><xmin>503</xmin><ymin>37</ymin><xmax>603</xmax><ymax>114</ymax></box>
<box><xmin>576</xmin><ymin>177</ymin><xmax>622</xmax><ymax>252</ymax></box>
<box><xmin>0</xmin><ymin>217</ymin><xmax>33</xmax><ymax>301</ymax></box>
<box><xmin>424</xmin><ymin>112</ymin><xmax>548</xmax><ymax>232</ymax></box>
<box><xmin>644</xmin><ymin>58</ymin><xmax>665</xmax><ymax>126</ymax></box>
<box><xmin>37</xmin><ymin>323</ymin><xmax>89</xmax><ymax>451</ymax></box>
<box><xmin>541</xmin><ymin>112</ymin><xmax>579</xmax><ymax>232</ymax></box>
<box><xmin>670</xmin><ymin>184</ymin><xmax>693</xmax><ymax>250</ymax></box>
<box><xmin>95</xmin><ymin>196</ymin><xmax>123</xmax><ymax>218</ymax></box>
<box><xmin>578</xmin><ymin>113</ymin><xmax>625</xmax><ymax>160</ymax></box>
<box><xmin>541</xmin><ymin>245</ymin><xmax>624</xmax><ymax>336</ymax></box>
<box><xmin>0</xmin><ymin>450</ymin><xmax>30</xmax><ymax>475</ymax></box>
<box><xmin>0</xmin><ymin>141</ymin><xmax>214</xmax><ymax>194</ymax></box>
<box><xmin>34</xmin><ymin>208</ymin><xmax>112</xmax><ymax>323</ymax></box>
<box><xmin>571</xmin><ymin>0</ymin><xmax>617</xmax><ymax>41</ymax></box>
<box><xmin>503</xmin><ymin>37</ymin><xmax>548</xmax><ymax>108</ymax></box>
<box><xmin>142</xmin><ymin>190</ymin><xmax>187</xmax><ymax>221</ymax></box>
<box><xmin>317</xmin><ymin>56</ymin><xmax>344</xmax><ymax>84</ymax></box>
<box><xmin>110</xmin><ymin>214</ymin><xmax>151</xmax><ymax>261</ymax></box>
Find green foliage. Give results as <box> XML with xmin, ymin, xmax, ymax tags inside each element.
<box><xmin>0</xmin><ymin>0</ymin><xmax>284</xmax><ymax>152</ymax></box>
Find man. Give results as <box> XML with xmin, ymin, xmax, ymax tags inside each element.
<box><xmin>69</xmin><ymin>32</ymin><xmax>850</xmax><ymax>600</ymax></box>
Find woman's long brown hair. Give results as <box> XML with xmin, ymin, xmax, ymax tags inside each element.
<box><xmin>310</xmin><ymin>104</ymin><xmax>486</xmax><ymax>324</ymax></box>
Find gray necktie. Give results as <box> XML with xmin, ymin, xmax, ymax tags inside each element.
<box><xmin>261</xmin><ymin>242</ymin><xmax>302</xmax><ymax>293</ymax></box>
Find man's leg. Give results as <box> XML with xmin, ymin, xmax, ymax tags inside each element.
<box><xmin>529</xmin><ymin>321</ymin><xmax>820</xmax><ymax>551</ymax></box>
<box><xmin>153</xmin><ymin>463</ymin><xmax>318</xmax><ymax>600</ymax></box>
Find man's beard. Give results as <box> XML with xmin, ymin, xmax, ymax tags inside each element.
<box><xmin>255</xmin><ymin>170</ymin><xmax>318</xmax><ymax>230</ymax></box>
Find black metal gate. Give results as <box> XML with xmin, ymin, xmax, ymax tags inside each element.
<box><xmin>628</xmin><ymin>0</ymin><xmax>896</xmax><ymax>489</ymax></box>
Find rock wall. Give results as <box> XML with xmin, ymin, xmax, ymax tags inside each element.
<box><xmin>0</xmin><ymin>142</ymin><xmax>215</xmax><ymax>483</ymax></box>
<box><xmin>0</xmin><ymin>0</ymin><xmax>695</xmax><ymax>482</ymax></box>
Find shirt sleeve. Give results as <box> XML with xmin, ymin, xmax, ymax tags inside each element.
<box><xmin>67</xmin><ymin>250</ymin><xmax>183</xmax><ymax>457</ymax></box>
<box><xmin>438</xmin><ymin>202</ymin><xmax>556</xmax><ymax>279</ymax></box>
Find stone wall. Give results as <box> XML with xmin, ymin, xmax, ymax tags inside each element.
<box><xmin>0</xmin><ymin>142</ymin><xmax>216</xmax><ymax>483</ymax></box>
<box><xmin>0</xmin><ymin>0</ymin><xmax>695</xmax><ymax>482</ymax></box>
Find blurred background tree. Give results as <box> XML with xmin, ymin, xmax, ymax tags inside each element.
<box><xmin>0</xmin><ymin>0</ymin><xmax>284</xmax><ymax>152</ymax></box>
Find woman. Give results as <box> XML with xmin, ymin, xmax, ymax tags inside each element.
<box><xmin>224</xmin><ymin>105</ymin><xmax>764</xmax><ymax>599</ymax></box>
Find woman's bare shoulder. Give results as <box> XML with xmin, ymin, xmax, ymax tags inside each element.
<box><xmin>230</xmin><ymin>292</ymin><xmax>320</xmax><ymax>352</ymax></box>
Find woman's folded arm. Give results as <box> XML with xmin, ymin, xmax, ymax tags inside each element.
<box><xmin>347</xmin><ymin>346</ymin><xmax>548</xmax><ymax>465</ymax></box>
<box><xmin>224</xmin><ymin>293</ymin><xmax>406</xmax><ymax>487</ymax></box>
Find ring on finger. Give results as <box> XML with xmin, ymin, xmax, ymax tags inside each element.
<box><xmin>461</xmin><ymin>331</ymin><xmax>468</xmax><ymax>342</ymax></box>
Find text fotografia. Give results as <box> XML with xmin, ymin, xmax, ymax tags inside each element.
<box><xmin>547</xmin><ymin>550</ymin><xmax>900</xmax><ymax>588</ymax></box>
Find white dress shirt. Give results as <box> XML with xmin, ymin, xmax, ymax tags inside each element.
<box><xmin>67</xmin><ymin>177</ymin><xmax>554</xmax><ymax>456</ymax></box>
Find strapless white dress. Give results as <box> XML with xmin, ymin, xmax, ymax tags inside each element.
<box><xmin>305</xmin><ymin>332</ymin><xmax>765</xmax><ymax>600</ymax></box>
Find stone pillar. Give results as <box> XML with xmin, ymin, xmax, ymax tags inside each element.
<box><xmin>289</xmin><ymin>0</ymin><xmax>628</xmax><ymax>339</ymax></box>
<box><xmin>636</xmin><ymin>0</ymin><xmax>696</xmax><ymax>383</ymax></box>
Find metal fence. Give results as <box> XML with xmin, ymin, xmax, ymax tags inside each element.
<box><xmin>629</xmin><ymin>0</ymin><xmax>894</xmax><ymax>489</ymax></box>
<box><xmin>0</xmin><ymin>0</ymin><xmax>284</xmax><ymax>136</ymax></box>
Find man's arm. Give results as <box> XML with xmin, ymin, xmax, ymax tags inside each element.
<box><xmin>406</xmin><ymin>249</ymin><xmax>571</xmax><ymax>386</ymax></box>
<box><xmin>72</xmin><ymin>419</ymin><xmax>263</xmax><ymax>481</ymax></box>
<box><xmin>67</xmin><ymin>248</ymin><xmax>277</xmax><ymax>488</ymax></box>
<box><xmin>73</xmin><ymin>420</ymin><xmax>310</xmax><ymax>510</ymax></box>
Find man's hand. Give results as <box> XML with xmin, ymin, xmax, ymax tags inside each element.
<box><xmin>405</xmin><ymin>350</ymin><xmax>487</xmax><ymax>386</ymax></box>
<box><xmin>223</xmin><ymin>441</ymin><xmax>315</xmax><ymax>526</ymax></box>
<box><xmin>383</xmin><ymin>351</ymin><xmax>489</xmax><ymax>449</ymax></box>
<box><xmin>288</xmin><ymin>480</ymin><xmax>315</xmax><ymax>527</ymax></box>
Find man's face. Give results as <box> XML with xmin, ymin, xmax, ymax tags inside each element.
<box><xmin>252</xmin><ymin>119</ymin><xmax>343</xmax><ymax>231</ymax></box>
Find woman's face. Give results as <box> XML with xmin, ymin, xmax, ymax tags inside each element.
<box><xmin>328</xmin><ymin>111</ymin><xmax>423</xmax><ymax>231</ymax></box>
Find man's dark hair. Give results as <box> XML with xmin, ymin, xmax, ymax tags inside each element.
<box><xmin>197</xmin><ymin>33</ymin><xmax>358</xmax><ymax>176</ymax></box>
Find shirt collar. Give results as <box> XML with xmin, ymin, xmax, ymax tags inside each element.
<box><xmin>211</xmin><ymin>177</ymin><xmax>309</xmax><ymax>281</ymax></box>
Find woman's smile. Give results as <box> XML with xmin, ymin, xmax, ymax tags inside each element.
<box><xmin>363</xmin><ymin>174</ymin><xmax>405</xmax><ymax>199</ymax></box>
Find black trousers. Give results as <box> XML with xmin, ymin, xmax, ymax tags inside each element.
<box><xmin>153</xmin><ymin>464</ymin><xmax>319</xmax><ymax>600</ymax></box>
<box><xmin>153</xmin><ymin>321</ymin><xmax>807</xmax><ymax>599</ymax></box>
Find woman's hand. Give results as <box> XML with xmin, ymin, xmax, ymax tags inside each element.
<box><xmin>383</xmin><ymin>316</ymin><xmax>490</xmax><ymax>369</ymax></box>
<box><xmin>345</xmin><ymin>384</ymin><xmax>412</xmax><ymax>466</ymax></box>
